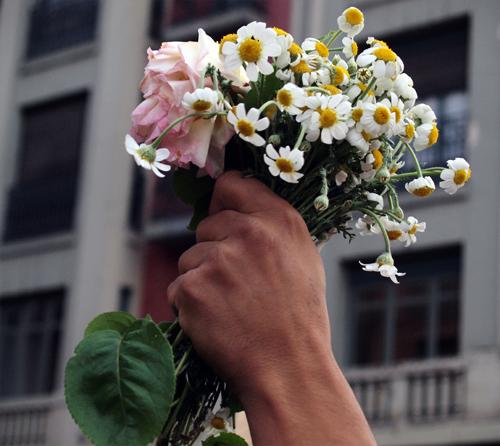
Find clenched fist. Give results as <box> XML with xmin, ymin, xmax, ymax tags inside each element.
<box><xmin>167</xmin><ymin>171</ymin><xmax>375</xmax><ymax>446</ymax></box>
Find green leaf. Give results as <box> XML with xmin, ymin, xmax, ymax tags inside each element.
<box><xmin>157</xmin><ymin>321</ymin><xmax>174</xmax><ymax>333</ymax></box>
<box><xmin>65</xmin><ymin>319</ymin><xmax>176</xmax><ymax>446</ymax></box>
<box><xmin>203</xmin><ymin>432</ymin><xmax>249</xmax><ymax>446</ymax></box>
<box><xmin>172</xmin><ymin>167</ymin><xmax>214</xmax><ymax>206</ymax></box>
<box><xmin>84</xmin><ymin>311</ymin><xmax>136</xmax><ymax>337</ymax></box>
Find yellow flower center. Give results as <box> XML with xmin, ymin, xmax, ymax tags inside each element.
<box><xmin>387</xmin><ymin>230</ymin><xmax>403</xmax><ymax>241</ymax></box>
<box><xmin>333</xmin><ymin>66</ymin><xmax>349</xmax><ymax>85</ymax></box>
<box><xmin>236</xmin><ymin>119</ymin><xmax>255</xmax><ymax>137</ymax></box>
<box><xmin>391</xmin><ymin>106</ymin><xmax>402</xmax><ymax>123</ymax></box>
<box><xmin>351</xmin><ymin>41</ymin><xmax>358</xmax><ymax>56</ymax></box>
<box><xmin>291</xmin><ymin>60</ymin><xmax>312</xmax><ymax>73</ymax></box>
<box><xmin>137</xmin><ymin>146</ymin><xmax>156</xmax><ymax>163</ymax></box>
<box><xmin>288</xmin><ymin>42</ymin><xmax>303</xmax><ymax>57</ymax></box>
<box><xmin>408</xmin><ymin>225</ymin><xmax>418</xmax><ymax>235</ymax></box>
<box><xmin>453</xmin><ymin>169</ymin><xmax>469</xmax><ymax>185</ymax></box>
<box><xmin>413</xmin><ymin>186</ymin><xmax>434</xmax><ymax>197</ymax></box>
<box><xmin>265</xmin><ymin>104</ymin><xmax>278</xmax><ymax>120</ymax></box>
<box><xmin>372</xmin><ymin>149</ymin><xmax>383</xmax><ymax>169</ymax></box>
<box><xmin>361</xmin><ymin>130</ymin><xmax>372</xmax><ymax>142</ymax></box>
<box><xmin>319</xmin><ymin>108</ymin><xmax>337</xmax><ymax>128</ymax></box>
<box><xmin>273</xmin><ymin>27</ymin><xmax>288</xmax><ymax>36</ymax></box>
<box><xmin>276</xmin><ymin>158</ymin><xmax>294</xmax><ymax>173</ymax></box>
<box><xmin>352</xmin><ymin>107</ymin><xmax>363</xmax><ymax>122</ymax></box>
<box><xmin>405</xmin><ymin>122</ymin><xmax>415</xmax><ymax>140</ymax></box>
<box><xmin>277</xmin><ymin>89</ymin><xmax>293</xmax><ymax>107</ymax></box>
<box><xmin>323</xmin><ymin>84</ymin><xmax>341</xmax><ymax>95</ymax></box>
<box><xmin>358</xmin><ymin>82</ymin><xmax>374</xmax><ymax>96</ymax></box>
<box><xmin>345</xmin><ymin>7</ymin><xmax>364</xmax><ymax>26</ymax></box>
<box><xmin>219</xmin><ymin>33</ymin><xmax>238</xmax><ymax>54</ymax></box>
<box><xmin>315</xmin><ymin>41</ymin><xmax>329</xmax><ymax>58</ymax></box>
<box><xmin>211</xmin><ymin>416</ymin><xmax>226</xmax><ymax>430</ymax></box>
<box><xmin>373</xmin><ymin>47</ymin><xmax>397</xmax><ymax>62</ymax></box>
<box><xmin>428</xmin><ymin>123</ymin><xmax>439</xmax><ymax>146</ymax></box>
<box><xmin>372</xmin><ymin>39</ymin><xmax>388</xmax><ymax>48</ymax></box>
<box><xmin>192</xmin><ymin>99</ymin><xmax>212</xmax><ymax>112</ymax></box>
<box><xmin>374</xmin><ymin>106</ymin><xmax>391</xmax><ymax>125</ymax></box>
<box><xmin>239</xmin><ymin>38</ymin><xmax>262</xmax><ymax>63</ymax></box>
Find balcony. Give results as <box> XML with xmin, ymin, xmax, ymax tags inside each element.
<box><xmin>2</xmin><ymin>177</ymin><xmax>78</xmax><ymax>243</ymax></box>
<box><xmin>345</xmin><ymin>353</ymin><xmax>500</xmax><ymax>444</ymax></box>
<box><xmin>0</xmin><ymin>396</ymin><xmax>64</xmax><ymax>446</ymax></box>
<box><xmin>25</xmin><ymin>0</ymin><xmax>99</xmax><ymax>60</ymax></box>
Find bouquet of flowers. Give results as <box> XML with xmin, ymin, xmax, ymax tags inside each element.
<box><xmin>65</xmin><ymin>6</ymin><xmax>471</xmax><ymax>446</ymax></box>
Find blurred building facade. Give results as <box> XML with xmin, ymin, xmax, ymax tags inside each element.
<box><xmin>0</xmin><ymin>1</ymin><xmax>499</xmax><ymax>446</ymax></box>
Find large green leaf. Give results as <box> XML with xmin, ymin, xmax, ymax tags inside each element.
<box><xmin>65</xmin><ymin>319</ymin><xmax>176</xmax><ymax>446</ymax></box>
<box><xmin>84</xmin><ymin>311</ymin><xmax>136</xmax><ymax>337</ymax></box>
<box><xmin>203</xmin><ymin>433</ymin><xmax>249</xmax><ymax>446</ymax></box>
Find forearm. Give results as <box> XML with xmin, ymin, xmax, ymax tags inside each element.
<box><xmin>240</xmin><ymin>346</ymin><xmax>376</xmax><ymax>446</ymax></box>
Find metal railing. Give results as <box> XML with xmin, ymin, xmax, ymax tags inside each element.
<box><xmin>25</xmin><ymin>0</ymin><xmax>99</xmax><ymax>60</ymax></box>
<box><xmin>0</xmin><ymin>396</ymin><xmax>59</xmax><ymax>446</ymax></box>
<box><xmin>346</xmin><ymin>357</ymin><xmax>466</xmax><ymax>427</ymax></box>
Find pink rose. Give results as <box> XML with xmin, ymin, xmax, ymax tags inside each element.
<box><xmin>130</xmin><ymin>30</ymin><xmax>246</xmax><ymax>177</ymax></box>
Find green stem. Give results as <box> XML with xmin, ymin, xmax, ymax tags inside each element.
<box><xmin>359</xmin><ymin>207</ymin><xmax>392</xmax><ymax>256</ymax></box>
<box><xmin>162</xmin><ymin>382</ymin><xmax>190</xmax><ymax>438</ymax></box>
<box><xmin>403</xmin><ymin>142</ymin><xmax>423</xmax><ymax>177</ymax></box>
<box><xmin>152</xmin><ymin>111</ymin><xmax>226</xmax><ymax>149</ymax></box>
<box><xmin>390</xmin><ymin>168</ymin><xmax>443</xmax><ymax>181</ymax></box>
<box><xmin>293</xmin><ymin>125</ymin><xmax>307</xmax><ymax>150</ymax></box>
<box><xmin>175</xmin><ymin>346</ymin><xmax>193</xmax><ymax>375</ymax></box>
<box><xmin>355</xmin><ymin>77</ymin><xmax>376</xmax><ymax>104</ymax></box>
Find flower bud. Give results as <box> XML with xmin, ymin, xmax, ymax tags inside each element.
<box><xmin>376</xmin><ymin>252</ymin><xmax>394</xmax><ymax>266</ymax></box>
<box><xmin>268</xmin><ymin>134</ymin><xmax>281</xmax><ymax>146</ymax></box>
<box><xmin>314</xmin><ymin>195</ymin><xmax>329</xmax><ymax>212</ymax></box>
<box><xmin>393</xmin><ymin>207</ymin><xmax>405</xmax><ymax>219</ymax></box>
<box><xmin>300</xmin><ymin>141</ymin><xmax>312</xmax><ymax>152</ymax></box>
<box><xmin>375</xmin><ymin>166</ymin><xmax>391</xmax><ymax>183</ymax></box>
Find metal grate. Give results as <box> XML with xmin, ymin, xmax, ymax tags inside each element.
<box><xmin>0</xmin><ymin>406</ymin><xmax>48</xmax><ymax>446</ymax></box>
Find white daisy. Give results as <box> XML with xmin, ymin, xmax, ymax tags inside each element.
<box><xmin>346</xmin><ymin>81</ymin><xmax>376</xmax><ymax>104</ymax></box>
<box><xmin>439</xmin><ymin>157</ymin><xmax>472</xmax><ymax>195</ymax></box>
<box><xmin>125</xmin><ymin>134</ymin><xmax>171</xmax><ymax>178</ymax></box>
<box><xmin>337</xmin><ymin>7</ymin><xmax>365</xmax><ymax>37</ymax></box>
<box><xmin>274</xmin><ymin>27</ymin><xmax>294</xmax><ymax>68</ymax></box>
<box><xmin>360</xmin><ymin>102</ymin><xmax>395</xmax><ymax>137</ymax></box>
<box><xmin>302</xmin><ymin>37</ymin><xmax>330</xmax><ymax>59</ymax></box>
<box><xmin>380</xmin><ymin>92</ymin><xmax>405</xmax><ymax>134</ymax></box>
<box><xmin>393</xmin><ymin>73</ymin><xmax>418</xmax><ymax>108</ymax></box>
<box><xmin>342</xmin><ymin>37</ymin><xmax>358</xmax><ymax>59</ymax></box>
<box><xmin>414</xmin><ymin>122</ymin><xmax>439</xmax><ymax>151</ymax></box>
<box><xmin>182</xmin><ymin>87</ymin><xmax>219</xmax><ymax>114</ymax></box>
<box><xmin>400</xmin><ymin>119</ymin><xmax>416</xmax><ymax>143</ymax></box>
<box><xmin>356</xmin><ymin>45</ymin><xmax>404</xmax><ymax>80</ymax></box>
<box><xmin>227</xmin><ymin>103</ymin><xmax>269</xmax><ymax>146</ymax></box>
<box><xmin>405</xmin><ymin>176</ymin><xmax>436</xmax><ymax>197</ymax></box>
<box><xmin>222</xmin><ymin>21</ymin><xmax>282</xmax><ymax>82</ymax></box>
<box><xmin>330</xmin><ymin>60</ymin><xmax>350</xmax><ymax>86</ymax></box>
<box><xmin>305</xmin><ymin>94</ymin><xmax>352</xmax><ymax>144</ymax></box>
<box><xmin>359</xmin><ymin>152</ymin><xmax>377</xmax><ymax>181</ymax></box>
<box><xmin>365</xmin><ymin>191</ymin><xmax>384</xmax><ymax>209</ymax></box>
<box><xmin>355</xmin><ymin>215</ymin><xmax>376</xmax><ymax>236</ymax></box>
<box><xmin>410</xmin><ymin>103</ymin><xmax>437</xmax><ymax>125</ymax></box>
<box><xmin>381</xmin><ymin>216</ymin><xmax>409</xmax><ymax>242</ymax></box>
<box><xmin>400</xmin><ymin>216</ymin><xmax>426</xmax><ymax>247</ymax></box>
<box><xmin>264</xmin><ymin>144</ymin><xmax>304</xmax><ymax>183</ymax></box>
<box><xmin>360</xmin><ymin>256</ymin><xmax>405</xmax><ymax>284</ymax></box>
<box><xmin>275</xmin><ymin>83</ymin><xmax>306</xmax><ymax>115</ymax></box>
<box><xmin>192</xmin><ymin>408</ymin><xmax>233</xmax><ymax>446</ymax></box>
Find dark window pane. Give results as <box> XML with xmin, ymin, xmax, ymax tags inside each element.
<box><xmin>3</xmin><ymin>93</ymin><xmax>87</xmax><ymax>241</ymax></box>
<box><xmin>26</xmin><ymin>0</ymin><xmax>99</xmax><ymax>59</ymax></box>
<box><xmin>355</xmin><ymin>307</ymin><xmax>385</xmax><ymax>366</ymax></box>
<box><xmin>438</xmin><ymin>297</ymin><xmax>459</xmax><ymax>357</ymax></box>
<box><xmin>394</xmin><ymin>304</ymin><xmax>427</xmax><ymax>362</ymax></box>
<box><xmin>0</xmin><ymin>290</ymin><xmax>65</xmax><ymax>397</ymax></box>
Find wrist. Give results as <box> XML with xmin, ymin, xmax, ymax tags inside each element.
<box><xmin>238</xmin><ymin>345</ymin><xmax>375</xmax><ymax>446</ymax></box>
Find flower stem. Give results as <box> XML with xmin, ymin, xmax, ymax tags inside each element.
<box><xmin>403</xmin><ymin>142</ymin><xmax>423</xmax><ymax>177</ymax></box>
<box><xmin>355</xmin><ymin>77</ymin><xmax>376</xmax><ymax>104</ymax></box>
<box><xmin>258</xmin><ymin>100</ymin><xmax>277</xmax><ymax>114</ymax></box>
<box><xmin>360</xmin><ymin>207</ymin><xmax>392</xmax><ymax>256</ymax></box>
<box><xmin>293</xmin><ymin>125</ymin><xmax>307</xmax><ymax>150</ymax></box>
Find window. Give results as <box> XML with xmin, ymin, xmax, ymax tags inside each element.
<box><xmin>346</xmin><ymin>247</ymin><xmax>461</xmax><ymax>366</ymax></box>
<box><xmin>25</xmin><ymin>0</ymin><xmax>99</xmax><ymax>60</ymax></box>
<box><xmin>0</xmin><ymin>289</ymin><xmax>65</xmax><ymax>397</ymax></box>
<box><xmin>3</xmin><ymin>93</ymin><xmax>87</xmax><ymax>241</ymax></box>
<box><xmin>385</xmin><ymin>16</ymin><xmax>469</xmax><ymax>168</ymax></box>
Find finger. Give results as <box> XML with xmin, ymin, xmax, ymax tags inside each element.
<box><xmin>178</xmin><ymin>241</ymin><xmax>219</xmax><ymax>274</ymax></box>
<box><xmin>196</xmin><ymin>209</ymin><xmax>248</xmax><ymax>242</ymax></box>
<box><xmin>167</xmin><ymin>269</ymin><xmax>197</xmax><ymax>314</ymax></box>
<box><xmin>209</xmin><ymin>170</ymin><xmax>284</xmax><ymax>215</ymax></box>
